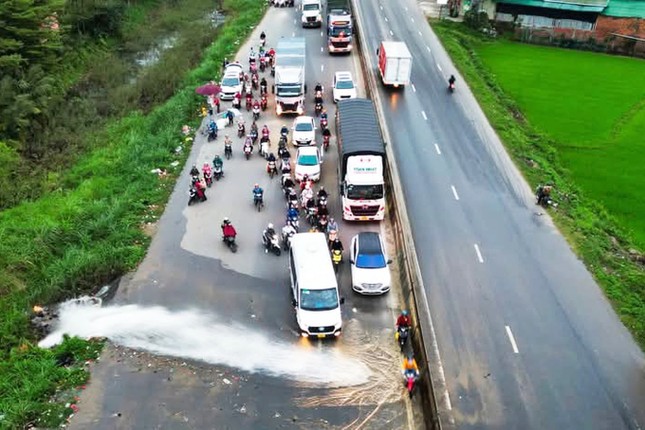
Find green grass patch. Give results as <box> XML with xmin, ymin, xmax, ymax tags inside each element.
<box><xmin>0</xmin><ymin>0</ymin><xmax>266</xmax><ymax>427</ymax></box>
<box><xmin>431</xmin><ymin>21</ymin><xmax>645</xmax><ymax>348</ymax></box>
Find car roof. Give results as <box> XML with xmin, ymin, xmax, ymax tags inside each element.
<box><xmin>356</xmin><ymin>232</ymin><xmax>383</xmax><ymax>255</ymax></box>
<box><xmin>335</xmin><ymin>71</ymin><xmax>353</xmax><ymax>80</ymax></box>
<box><xmin>294</xmin><ymin>115</ymin><xmax>314</xmax><ymax>123</ymax></box>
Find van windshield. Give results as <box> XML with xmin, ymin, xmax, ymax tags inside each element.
<box><xmin>300</xmin><ymin>288</ymin><xmax>339</xmax><ymax>311</ymax></box>
<box><xmin>303</xmin><ymin>3</ymin><xmax>319</xmax><ymax>10</ymax></box>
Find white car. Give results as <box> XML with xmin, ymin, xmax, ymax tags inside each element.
<box><xmin>219</xmin><ymin>71</ymin><xmax>242</xmax><ymax>100</ymax></box>
<box><xmin>295</xmin><ymin>146</ymin><xmax>322</xmax><ymax>182</ymax></box>
<box><xmin>349</xmin><ymin>232</ymin><xmax>392</xmax><ymax>295</ymax></box>
<box><xmin>332</xmin><ymin>71</ymin><xmax>357</xmax><ymax>103</ymax></box>
<box><xmin>291</xmin><ymin>115</ymin><xmax>316</xmax><ymax>146</ymax></box>
<box><xmin>224</xmin><ymin>62</ymin><xmax>244</xmax><ymax>77</ymax></box>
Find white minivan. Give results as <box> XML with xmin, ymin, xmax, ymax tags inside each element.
<box><xmin>289</xmin><ymin>232</ymin><xmax>344</xmax><ymax>338</ymax></box>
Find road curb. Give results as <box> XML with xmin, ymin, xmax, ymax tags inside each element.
<box><xmin>350</xmin><ymin>2</ymin><xmax>454</xmax><ymax>429</ymax></box>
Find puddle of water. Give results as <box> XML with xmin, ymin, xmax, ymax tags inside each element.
<box><xmin>39</xmin><ymin>299</ymin><xmax>371</xmax><ymax>387</ymax></box>
<box><xmin>134</xmin><ymin>35</ymin><xmax>178</xmax><ymax>68</ymax></box>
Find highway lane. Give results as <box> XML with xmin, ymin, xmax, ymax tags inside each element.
<box><xmin>354</xmin><ymin>0</ymin><xmax>645</xmax><ymax>429</ymax></box>
<box><xmin>69</xmin><ymin>4</ymin><xmax>425</xmax><ymax>429</ymax></box>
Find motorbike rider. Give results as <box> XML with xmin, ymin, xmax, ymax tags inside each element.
<box><xmin>330</xmin><ymin>237</ymin><xmax>344</xmax><ymax>253</ymax></box>
<box><xmin>263</xmin><ymin>223</ymin><xmax>277</xmax><ymax>250</ymax></box>
<box><xmin>260</xmin><ymin>31</ymin><xmax>267</xmax><ymax>45</ymax></box>
<box><xmin>402</xmin><ymin>355</ymin><xmax>420</xmax><ymax>379</ymax></box>
<box><xmin>322</xmin><ymin>127</ymin><xmax>331</xmax><ymax>140</ymax></box>
<box><xmin>282</xmin><ymin>174</ymin><xmax>295</xmax><ymax>189</ymax></box>
<box><xmin>213</xmin><ymin>154</ymin><xmax>223</xmax><ymax>171</ymax></box>
<box><xmin>226</xmin><ymin>109</ymin><xmax>235</xmax><ymax>126</ymax></box>
<box><xmin>224</xmin><ymin>134</ymin><xmax>232</xmax><ymax>147</ymax></box>
<box><xmin>314</xmin><ymin>82</ymin><xmax>324</xmax><ymax>95</ymax></box>
<box><xmin>282</xmin><ymin>222</ymin><xmax>297</xmax><ymax>240</ymax></box>
<box><xmin>317</xmin><ymin>186</ymin><xmax>328</xmax><ymax>201</ymax></box>
<box><xmin>249</xmin><ymin>47</ymin><xmax>257</xmax><ymax>64</ymax></box>
<box><xmin>208</xmin><ymin>119</ymin><xmax>218</xmax><ymax>138</ymax></box>
<box><xmin>326</xmin><ymin>217</ymin><xmax>338</xmax><ymax>235</ymax></box>
<box><xmin>287</xmin><ymin>205</ymin><xmax>299</xmax><ymax>221</ymax></box>
<box><xmin>221</xmin><ymin>217</ymin><xmax>237</xmax><ymax>238</ymax></box>
<box><xmin>280</xmin><ymin>124</ymin><xmax>289</xmax><ymax>136</ymax></box>
<box><xmin>320</xmin><ymin>108</ymin><xmax>328</xmax><ymax>122</ymax></box>
<box><xmin>448</xmin><ymin>74</ymin><xmax>456</xmax><ymax>88</ymax></box>
<box><xmin>190</xmin><ymin>164</ymin><xmax>200</xmax><ymax>178</ymax></box>
<box><xmin>536</xmin><ymin>184</ymin><xmax>552</xmax><ymax>205</ymax></box>
<box><xmin>396</xmin><ymin>310</ymin><xmax>412</xmax><ymax>331</ymax></box>
<box><xmin>202</xmin><ymin>162</ymin><xmax>212</xmax><ymax>177</ymax></box>
<box><xmin>253</xmin><ymin>183</ymin><xmax>264</xmax><ymax>201</ymax></box>
<box><xmin>260</xmin><ymin>77</ymin><xmax>268</xmax><ymax>94</ymax></box>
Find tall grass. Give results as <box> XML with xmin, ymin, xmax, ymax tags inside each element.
<box><xmin>0</xmin><ymin>0</ymin><xmax>266</xmax><ymax>427</ymax></box>
<box><xmin>431</xmin><ymin>21</ymin><xmax>645</xmax><ymax>349</ymax></box>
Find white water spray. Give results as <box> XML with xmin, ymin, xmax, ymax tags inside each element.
<box><xmin>39</xmin><ymin>300</ymin><xmax>370</xmax><ymax>387</ymax></box>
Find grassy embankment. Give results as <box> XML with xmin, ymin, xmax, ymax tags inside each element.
<box><xmin>0</xmin><ymin>0</ymin><xmax>266</xmax><ymax>428</ymax></box>
<box><xmin>431</xmin><ymin>22</ymin><xmax>645</xmax><ymax>348</ymax></box>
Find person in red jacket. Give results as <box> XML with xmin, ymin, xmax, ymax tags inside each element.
<box><xmin>221</xmin><ymin>218</ymin><xmax>237</xmax><ymax>238</ymax></box>
<box><xmin>396</xmin><ymin>310</ymin><xmax>411</xmax><ymax>330</ymax></box>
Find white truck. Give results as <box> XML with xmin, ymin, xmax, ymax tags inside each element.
<box><xmin>273</xmin><ymin>37</ymin><xmax>306</xmax><ymax>115</ymax></box>
<box><xmin>301</xmin><ymin>0</ymin><xmax>322</xmax><ymax>28</ymax></box>
<box><xmin>336</xmin><ymin>99</ymin><xmax>386</xmax><ymax>221</ymax></box>
<box><xmin>376</xmin><ymin>41</ymin><xmax>412</xmax><ymax>88</ymax></box>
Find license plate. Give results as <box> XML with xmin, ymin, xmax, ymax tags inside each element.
<box><xmin>360</xmin><ymin>216</ymin><xmax>368</xmax><ymax>221</ymax></box>
<box><xmin>317</xmin><ymin>334</ymin><xmax>326</xmax><ymax>339</ymax></box>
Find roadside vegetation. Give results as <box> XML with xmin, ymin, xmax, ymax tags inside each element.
<box><xmin>431</xmin><ymin>21</ymin><xmax>645</xmax><ymax>349</ymax></box>
<box><xmin>0</xmin><ymin>0</ymin><xmax>266</xmax><ymax>427</ymax></box>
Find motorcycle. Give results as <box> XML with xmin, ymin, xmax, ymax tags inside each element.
<box><xmin>320</xmin><ymin>117</ymin><xmax>328</xmax><ymax>131</ymax></box>
<box><xmin>315</xmin><ymin>101</ymin><xmax>323</xmax><ymax>116</ymax></box>
<box><xmin>263</xmin><ymin>232</ymin><xmax>281</xmax><ymax>256</ymax></box>
<box><xmin>261</xmin><ymin>94</ymin><xmax>268</xmax><ymax>110</ymax></box>
<box><xmin>267</xmin><ymin>160</ymin><xmax>277</xmax><ymax>178</ymax></box>
<box><xmin>280</xmin><ymin>159</ymin><xmax>291</xmax><ymax>174</ymax></box>
<box><xmin>260</xmin><ymin>140</ymin><xmax>269</xmax><ymax>159</ymax></box>
<box><xmin>260</xmin><ymin>56</ymin><xmax>267</xmax><ymax>72</ymax></box>
<box><xmin>281</xmin><ymin>227</ymin><xmax>296</xmax><ymax>250</ymax></box>
<box><xmin>404</xmin><ymin>370</ymin><xmax>418</xmax><ymax>398</ymax></box>
<box><xmin>233</xmin><ymin>96</ymin><xmax>241</xmax><ymax>109</ymax></box>
<box><xmin>188</xmin><ymin>186</ymin><xmax>206</xmax><ymax>205</ymax></box>
<box><xmin>448</xmin><ymin>82</ymin><xmax>455</xmax><ymax>93</ymax></box>
<box><xmin>250</xmin><ymin>61</ymin><xmax>258</xmax><ymax>75</ymax></box>
<box><xmin>244</xmin><ymin>143</ymin><xmax>253</xmax><ymax>160</ymax></box>
<box><xmin>237</xmin><ymin>122</ymin><xmax>246</xmax><ymax>138</ymax></box>
<box><xmin>250</xmin><ymin>128</ymin><xmax>258</xmax><ymax>144</ymax></box>
<box><xmin>252</xmin><ymin>74</ymin><xmax>259</xmax><ymax>90</ymax></box>
<box><xmin>396</xmin><ymin>326</ymin><xmax>410</xmax><ymax>350</ymax></box>
<box><xmin>318</xmin><ymin>214</ymin><xmax>328</xmax><ymax>232</ymax></box>
<box><xmin>253</xmin><ymin>104</ymin><xmax>260</xmax><ymax>121</ymax></box>
<box><xmin>207</xmin><ymin>127</ymin><xmax>218</xmax><ymax>142</ymax></box>
<box><xmin>253</xmin><ymin>192</ymin><xmax>264</xmax><ymax>211</ymax></box>
<box><xmin>270</xmin><ymin>64</ymin><xmax>275</xmax><ymax>77</ymax></box>
<box><xmin>223</xmin><ymin>235</ymin><xmax>238</xmax><ymax>253</ymax></box>
<box><xmin>245</xmin><ymin>95</ymin><xmax>253</xmax><ymax>111</ymax></box>
<box><xmin>286</xmin><ymin>213</ymin><xmax>299</xmax><ymax>232</ymax></box>
<box><xmin>306</xmin><ymin>206</ymin><xmax>318</xmax><ymax>225</ymax></box>
<box><xmin>323</xmin><ymin>134</ymin><xmax>330</xmax><ymax>151</ymax></box>
<box><xmin>204</xmin><ymin>171</ymin><xmax>213</xmax><ymax>187</ymax></box>
<box><xmin>331</xmin><ymin>249</ymin><xmax>342</xmax><ymax>273</ymax></box>
<box><xmin>213</xmin><ymin>164</ymin><xmax>223</xmax><ymax>181</ymax></box>
<box><xmin>327</xmin><ymin>229</ymin><xmax>338</xmax><ymax>246</ymax></box>
<box><xmin>224</xmin><ymin>141</ymin><xmax>233</xmax><ymax>159</ymax></box>
<box><xmin>317</xmin><ymin>194</ymin><xmax>328</xmax><ymax>209</ymax></box>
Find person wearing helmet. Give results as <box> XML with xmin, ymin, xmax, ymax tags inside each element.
<box><xmin>190</xmin><ymin>164</ymin><xmax>200</xmax><ymax>178</ymax></box>
<box><xmin>320</xmin><ymin>108</ymin><xmax>328</xmax><ymax>123</ymax></box>
<box><xmin>221</xmin><ymin>217</ymin><xmax>237</xmax><ymax>239</ymax></box>
<box><xmin>314</xmin><ymin>82</ymin><xmax>323</xmax><ymax>94</ymax></box>
<box><xmin>402</xmin><ymin>355</ymin><xmax>419</xmax><ymax>379</ymax></box>
<box><xmin>280</xmin><ymin>124</ymin><xmax>289</xmax><ymax>138</ymax></box>
<box><xmin>262</xmin><ymin>222</ymin><xmax>276</xmax><ymax>252</ymax></box>
<box><xmin>317</xmin><ymin>186</ymin><xmax>328</xmax><ymax>200</ymax></box>
<box><xmin>252</xmin><ymin>183</ymin><xmax>264</xmax><ymax>206</ymax></box>
<box><xmin>396</xmin><ymin>310</ymin><xmax>411</xmax><ymax>331</ymax></box>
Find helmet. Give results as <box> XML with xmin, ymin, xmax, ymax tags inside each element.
<box><xmin>223</xmin><ymin>217</ymin><xmax>229</xmax><ymax>223</ymax></box>
<box><xmin>268</xmin><ymin>223</ymin><xmax>274</xmax><ymax>229</ymax></box>
<box><xmin>402</xmin><ymin>310</ymin><xmax>409</xmax><ymax>316</ymax></box>
<box><xmin>320</xmin><ymin>186</ymin><xmax>325</xmax><ymax>190</ymax></box>
<box><xmin>254</xmin><ymin>183</ymin><xmax>259</xmax><ymax>187</ymax></box>
<box><xmin>214</xmin><ymin>154</ymin><xmax>221</xmax><ymax>159</ymax></box>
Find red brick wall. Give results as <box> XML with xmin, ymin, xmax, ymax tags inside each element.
<box><xmin>594</xmin><ymin>16</ymin><xmax>645</xmax><ymax>40</ymax></box>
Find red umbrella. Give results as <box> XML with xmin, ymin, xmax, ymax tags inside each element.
<box><xmin>195</xmin><ymin>83</ymin><xmax>221</xmax><ymax>96</ymax></box>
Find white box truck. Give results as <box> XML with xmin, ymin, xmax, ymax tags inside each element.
<box><xmin>336</xmin><ymin>99</ymin><xmax>386</xmax><ymax>221</ymax></box>
<box><xmin>301</xmin><ymin>0</ymin><xmax>322</xmax><ymax>27</ymax></box>
<box><xmin>376</xmin><ymin>41</ymin><xmax>412</xmax><ymax>88</ymax></box>
<box><xmin>273</xmin><ymin>37</ymin><xmax>306</xmax><ymax>115</ymax></box>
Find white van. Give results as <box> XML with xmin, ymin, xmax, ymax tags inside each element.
<box><xmin>289</xmin><ymin>232</ymin><xmax>343</xmax><ymax>338</ymax></box>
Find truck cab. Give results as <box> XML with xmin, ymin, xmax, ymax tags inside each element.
<box><xmin>342</xmin><ymin>156</ymin><xmax>385</xmax><ymax>220</ymax></box>
<box><xmin>301</xmin><ymin>0</ymin><xmax>322</xmax><ymax>27</ymax></box>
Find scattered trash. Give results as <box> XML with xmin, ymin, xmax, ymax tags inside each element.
<box><xmin>250</xmin><ymin>314</ymin><xmax>256</xmax><ymax>319</ymax></box>
<box><xmin>175</xmin><ymin>145</ymin><xmax>183</xmax><ymax>154</ymax></box>
<box><xmin>239</xmin><ymin>405</ymin><xmax>247</xmax><ymax>414</ymax></box>
<box><xmin>170</xmin><ymin>161</ymin><xmax>180</xmax><ymax>167</ymax></box>
<box><xmin>222</xmin><ymin>378</ymin><xmax>231</xmax><ymax>385</ymax></box>
<box><xmin>150</xmin><ymin>168</ymin><xmax>168</xmax><ymax>178</ymax></box>
<box><xmin>274</xmin><ymin>412</ymin><xmax>281</xmax><ymax>418</ymax></box>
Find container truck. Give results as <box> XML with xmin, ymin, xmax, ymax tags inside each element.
<box><xmin>336</xmin><ymin>99</ymin><xmax>386</xmax><ymax>221</ymax></box>
<box><xmin>376</xmin><ymin>41</ymin><xmax>412</xmax><ymax>88</ymax></box>
<box><xmin>273</xmin><ymin>37</ymin><xmax>306</xmax><ymax>115</ymax></box>
<box><xmin>326</xmin><ymin>0</ymin><xmax>353</xmax><ymax>53</ymax></box>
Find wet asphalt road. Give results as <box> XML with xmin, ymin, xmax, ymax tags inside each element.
<box><xmin>69</xmin><ymin>4</ymin><xmax>424</xmax><ymax>430</ymax></box>
<box><xmin>355</xmin><ymin>0</ymin><xmax>645</xmax><ymax>429</ymax></box>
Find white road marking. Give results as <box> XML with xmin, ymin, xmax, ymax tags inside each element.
<box><xmin>405</xmin><ymin>6</ymin><xmax>408</xmax><ymax>10</ymax></box>
<box><xmin>421</xmin><ymin>111</ymin><xmax>427</xmax><ymax>120</ymax></box>
<box><xmin>321</xmin><ymin>47</ymin><xmax>324</xmax><ymax>52</ymax></box>
<box><xmin>380</xmin><ymin>4</ymin><xmax>383</xmax><ymax>10</ymax></box>
<box><xmin>294</xmin><ymin>19</ymin><xmax>296</xmax><ymax>24</ymax></box>
<box><xmin>320</xmin><ymin>31</ymin><xmax>324</xmax><ymax>37</ymax></box>
<box><xmin>411</xmin><ymin>83</ymin><xmax>416</xmax><ymax>92</ymax></box>
<box><xmin>474</xmin><ymin>244</ymin><xmax>484</xmax><ymax>263</ymax></box>
<box><xmin>411</xmin><ymin>17</ymin><xmax>415</xmax><ymax>23</ymax></box>
<box><xmin>426</xmin><ymin>46</ymin><xmax>431</xmax><ymax>52</ymax></box>
<box><xmin>385</xmin><ymin>17</ymin><xmax>388</xmax><ymax>22</ymax></box>
<box><xmin>418</xmin><ymin>30</ymin><xmax>422</xmax><ymax>36</ymax></box>
<box><xmin>505</xmin><ymin>325</ymin><xmax>520</xmax><ymax>354</ymax></box>
<box><xmin>321</xmin><ymin>65</ymin><xmax>324</xmax><ymax>71</ymax></box>
<box><xmin>451</xmin><ymin>185</ymin><xmax>460</xmax><ymax>201</ymax></box>
<box><xmin>437</xmin><ymin>64</ymin><xmax>443</xmax><ymax>72</ymax></box>
<box><xmin>292</xmin><ymin>31</ymin><xmax>295</xmax><ymax>37</ymax></box>
<box><xmin>389</xmin><ymin>30</ymin><xmax>394</xmax><ymax>36</ymax></box>
<box><xmin>434</xmin><ymin>144</ymin><xmax>442</xmax><ymax>155</ymax></box>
